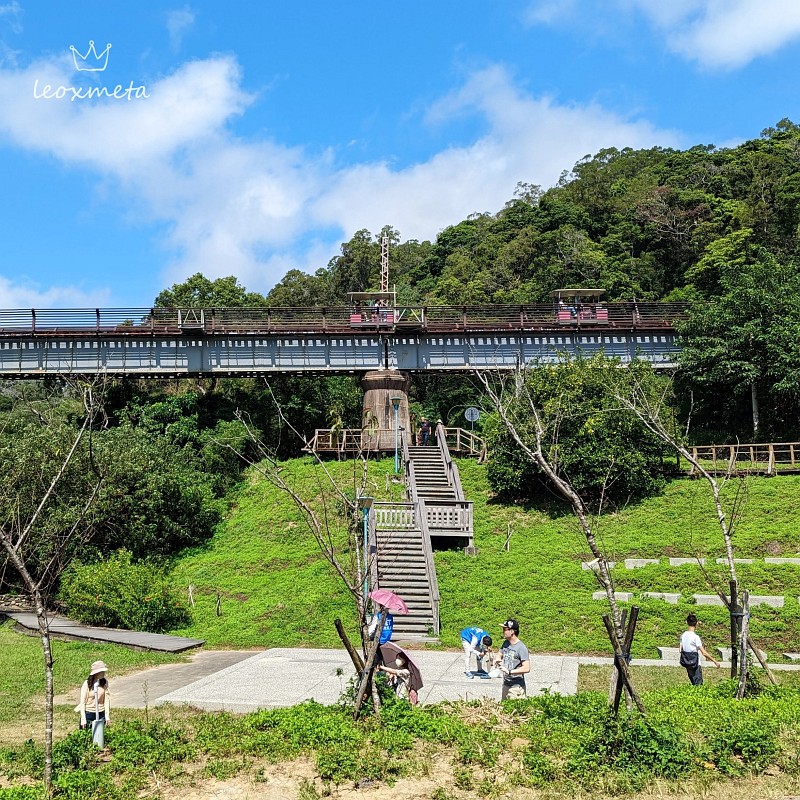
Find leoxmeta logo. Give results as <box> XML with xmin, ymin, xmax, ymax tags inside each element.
<box><xmin>70</xmin><ymin>40</ymin><xmax>111</xmax><ymax>72</ymax></box>
<box><xmin>33</xmin><ymin>41</ymin><xmax>149</xmax><ymax>101</ymax></box>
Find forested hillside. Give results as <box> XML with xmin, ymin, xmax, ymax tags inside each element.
<box><xmin>4</xmin><ymin>121</ymin><xmax>800</xmax><ymax>598</ymax></box>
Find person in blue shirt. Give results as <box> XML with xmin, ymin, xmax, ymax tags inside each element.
<box><xmin>460</xmin><ymin>626</ymin><xmax>493</xmax><ymax>677</ymax></box>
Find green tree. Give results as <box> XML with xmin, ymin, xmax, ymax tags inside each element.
<box><xmin>678</xmin><ymin>229</ymin><xmax>800</xmax><ymax>438</ymax></box>
<box><xmin>155</xmin><ymin>273</ymin><xmax>268</xmax><ymax>307</ymax></box>
<box><xmin>483</xmin><ymin>356</ymin><xmax>665</xmax><ymax>508</ymax></box>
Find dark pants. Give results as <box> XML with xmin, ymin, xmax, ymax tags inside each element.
<box><xmin>685</xmin><ymin>664</ymin><xmax>703</xmax><ymax>686</ymax></box>
<box><xmin>83</xmin><ymin>710</ymin><xmax>105</xmax><ymax>729</ymax></box>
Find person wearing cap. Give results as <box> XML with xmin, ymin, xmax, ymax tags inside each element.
<box><xmin>76</xmin><ymin>660</ymin><xmax>111</xmax><ymax>731</ymax></box>
<box><xmin>460</xmin><ymin>626</ymin><xmax>493</xmax><ymax>677</ymax></box>
<box><xmin>494</xmin><ymin>619</ymin><xmax>530</xmax><ymax>699</ymax></box>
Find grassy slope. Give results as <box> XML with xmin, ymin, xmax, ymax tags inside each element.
<box><xmin>0</xmin><ymin>621</ymin><xmax>182</xmax><ymax>741</ymax></box>
<box><xmin>171</xmin><ymin>456</ymin><xmax>800</xmax><ymax>658</ymax></box>
<box><xmin>170</xmin><ymin>456</ymin><xmax>407</xmax><ymax>648</ymax></box>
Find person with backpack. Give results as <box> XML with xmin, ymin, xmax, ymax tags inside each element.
<box><xmin>680</xmin><ymin>613</ymin><xmax>720</xmax><ymax>685</ymax></box>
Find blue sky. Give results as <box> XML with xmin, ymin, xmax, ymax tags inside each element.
<box><xmin>0</xmin><ymin>1</ymin><xmax>799</xmax><ymax>307</ymax></box>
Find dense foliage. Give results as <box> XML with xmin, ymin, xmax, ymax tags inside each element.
<box><xmin>483</xmin><ymin>357</ymin><xmax>666</xmax><ymax>507</ymax></box>
<box><xmin>59</xmin><ymin>550</ymin><xmax>191</xmax><ymax>633</ymax></box>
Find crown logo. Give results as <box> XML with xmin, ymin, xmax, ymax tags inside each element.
<box><xmin>69</xmin><ymin>40</ymin><xmax>112</xmax><ymax>72</ymax></box>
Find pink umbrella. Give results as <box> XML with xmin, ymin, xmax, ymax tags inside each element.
<box><xmin>369</xmin><ymin>588</ymin><xmax>409</xmax><ymax>614</ymax></box>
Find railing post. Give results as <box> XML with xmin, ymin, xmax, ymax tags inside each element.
<box><xmin>31</xmin><ymin>309</ymin><xmax>35</xmax><ymax>334</ymax></box>
<box><xmin>95</xmin><ymin>308</ymin><xmax>100</xmax><ymax>333</ymax></box>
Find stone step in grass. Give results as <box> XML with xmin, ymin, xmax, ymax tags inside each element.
<box><xmin>580</xmin><ymin>556</ymin><xmax>800</xmax><ymax>570</ymax></box>
<box><xmin>641</xmin><ymin>592</ymin><xmax>680</xmax><ymax>604</ymax></box>
<box><xmin>702</xmin><ymin>595</ymin><xmax>785</xmax><ymax>608</ymax></box>
<box><xmin>591</xmin><ymin>591</ymin><xmax>633</xmax><ymax>602</ymax></box>
<box><xmin>624</xmin><ymin>558</ymin><xmax>660</xmax><ymax>568</ymax></box>
<box><xmin>716</xmin><ymin>646</ymin><xmax>767</xmax><ymax>662</ymax></box>
<box><xmin>589</xmin><ymin>591</ymin><xmax>787</xmax><ymax>607</ymax></box>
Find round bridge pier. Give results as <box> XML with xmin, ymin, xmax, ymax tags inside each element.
<box><xmin>360</xmin><ymin>369</ymin><xmax>411</xmax><ymax>452</ymax></box>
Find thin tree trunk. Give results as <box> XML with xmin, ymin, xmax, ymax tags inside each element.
<box><xmin>751</xmin><ymin>383</ymin><xmax>759</xmax><ymax>439</ymax></box>
<box><xmin>34</xmin><ymin>590</ymin><xmax>55</xmax><ymax>794</ymax></box>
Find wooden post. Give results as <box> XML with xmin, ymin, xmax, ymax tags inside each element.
<box><xmin>353</xmin><ymin>611</ymin><xmax>384</xmax><ymax>719</ymax></box>
<box><xmin>736</xmin><ymin>591</ymin><xmax>750</xmax><ymax>700</ymax></box>
<box><xmin>612</xmin><ymin>607</ymin><xmax>639</xmax><ymax>714</ymax></box>
<box><xmin>747</xmin><ymin>633</ymin><xmax>779</xmax><ymax>686</ymax></box>
<box><xmin>602</xmin><ymin>614</ymin><xmax>645</xmax><ymax>714</ymax></box>
<box><xmin>729</xmin><ymin>579</ymin><xmax>739</xmax><ymax>680</ymax></box>
<box><xmin>334</xmin><ymin>618</ymin><xmax>365</xmax><ymax>673</ymax></box>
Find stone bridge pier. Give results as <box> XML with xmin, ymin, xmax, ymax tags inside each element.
<box><xmin>360</xmin><ymin>369</ymin><xmax>412</xmax><ymax>451</ymax></box>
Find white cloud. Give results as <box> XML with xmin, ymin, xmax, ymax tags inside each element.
<box><xmin>313</xmin><ymin>66</ymin><xmax>678</xmax><ymax>244</ymax></box>
<box><xmin>0</xmin><ymin>1</ymin><xmax>22</xmax><ymax>35</ymax></box>
<box><xmin>523</xmin><ymin>0</ymin><xmax>579</xmax><ymax>25</ymax></box>
<box><xmin>166</xmin><ymin>7</ymin><xmax>195</xmax><ymax>51</ymax></box>
<box><xmin>0</xmin><ymin>55</ymin><xmax>678</xmax><ymax>300</ymax></box>
<box><xmin>0</xmin><ymin>276</ymin><xmax>111</xmax><ymax>307</ymax></box>
<box><xmin>625</xmin><ymin>0</ymin><xmax>800</xmax><ymax>68</ymax></box>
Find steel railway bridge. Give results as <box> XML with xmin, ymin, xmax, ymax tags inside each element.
<box><xmin>0</xmin><ymin>302</ymin><xmax>687</xmax><ymax>377</ymax></box>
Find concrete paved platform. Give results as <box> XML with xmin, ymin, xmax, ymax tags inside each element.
<box><xmin>104</xmin><ymin>649</ymin><xmax>581</xmax><ymax>711</ymax></box>
<box><xmin>6</xmin><ymin>612</ymin><xmax>204</xmax><ymax>652</ymax></box>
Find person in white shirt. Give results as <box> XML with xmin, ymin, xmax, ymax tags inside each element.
<box><xmin>680</xmin><ymin>613</ymin><xmax>720</xmax><ymax>685</ymax></box>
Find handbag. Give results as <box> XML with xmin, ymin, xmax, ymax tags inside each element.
<box><xmin>679</xmin><ymin>650</ymin><xmax>699</xmax><ymax>669</ymax></box>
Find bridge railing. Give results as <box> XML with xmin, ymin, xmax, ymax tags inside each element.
<box><xmin>0</xmin><ymin>303</ymin><xmax>689</xmax><ymax>336</ymax></box>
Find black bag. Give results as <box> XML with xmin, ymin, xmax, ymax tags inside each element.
<box><xmin>679</xmin><ymin>650</ymin><xmax>699</xmax><ymax>669</ymax></box>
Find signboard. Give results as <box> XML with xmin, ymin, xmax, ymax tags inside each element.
<box><xmin>464</xmin><ymin>407</ymin><xmax>480</xmax><ymax>423</ymax></box>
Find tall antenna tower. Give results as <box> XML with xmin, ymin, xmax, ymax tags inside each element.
<box><xmin>380</xmin><ymin>235</ymin><xmax>389</xmax><ymax>293</ymax></box>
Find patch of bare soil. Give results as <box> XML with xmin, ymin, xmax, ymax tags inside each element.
<box><xmin>155</xmin><ymin>767</ymin><xmax>800</xmax><ymax>800</ymax></box>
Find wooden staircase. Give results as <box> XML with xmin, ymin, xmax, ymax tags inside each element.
<box><xmin>407</xmin><ymin>445</ymin><xmax>458</xmax><ymax>502</ymax></box>
<box><xmin>369</xmin><ymin>425</ymin><xmax>474</xmax><ymax>642</ymax></box>
<box><xmin>374</xmin><ymin>521</ymin><xmax>436</xmax><ymax>639</ymax></box>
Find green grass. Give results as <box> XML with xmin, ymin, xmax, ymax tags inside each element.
<box><xmin>578</xmin><ymin>664</ymin><xmax>800</xmax><ymax>693</ymax></box>
<box><xmin>0</xmin><ymin>620</ymin><xmax>182</xmax><ymax>732</ymax></box>
<box><xmin>170</xmin><ymin>456</ymin><xmax>407</xmax><ymax>648</ymax></box>
<box><xmin>167</xmin><ymin>455</ymin><xmax>800</xmax><ymax>660</ymax></box>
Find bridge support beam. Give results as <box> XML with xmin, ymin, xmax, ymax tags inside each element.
<box><xmin>360</xmin><ymin>370</ymin><xmax>411</xmax><ymax>452</ymax></box>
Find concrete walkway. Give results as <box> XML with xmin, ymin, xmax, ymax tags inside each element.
<box><xmin>100</xmin><ymin>649</ymin><xmax>581</xmax><ymax>711</ymax></box>
<box><xmin>59</xmin><ymin>648</ymin><xmax>800</xmax><ymax>713</ymax></box>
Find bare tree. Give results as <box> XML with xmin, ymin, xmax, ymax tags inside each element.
<box><xmin>0</xmin><ymin>382</ymin><xmax>104</xmax><ymax>796</ymax></box>
<box><xmin>219</xmin><ymin>388</ymin><xmax>388</xmax><ymax>716</ymax></box>
<box><xmin>613</xmin><ymin>369</ymin><xmax>777</xmax><ymax>688</ymax></box>
<box><xmin>476</xmin><ymin>368</ymin><xmax>645</xmax><ymax>713</ymax></box>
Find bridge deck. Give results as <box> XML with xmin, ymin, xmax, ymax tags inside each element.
<box><xmin>0</xmin><ymin>304</ymin><xmax>685</xmax><ymax>376</ymax></box>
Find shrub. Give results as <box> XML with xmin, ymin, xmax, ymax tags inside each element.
<box><xmin>59</xmin><ymin>550</ymin><xmax>191</xmax><ymax>633</ymax></box>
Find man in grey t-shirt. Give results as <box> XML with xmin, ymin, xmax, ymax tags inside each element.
<box><xmin>494</xmin><ymin>618</ymin><xmax>531</xmax><ymax>699</ymax></box>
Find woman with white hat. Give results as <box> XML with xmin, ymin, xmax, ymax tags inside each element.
<box><xmin>76</xmin><ymin>660</ymin><xmax>111</xmax><ymax>741</ymax></box>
